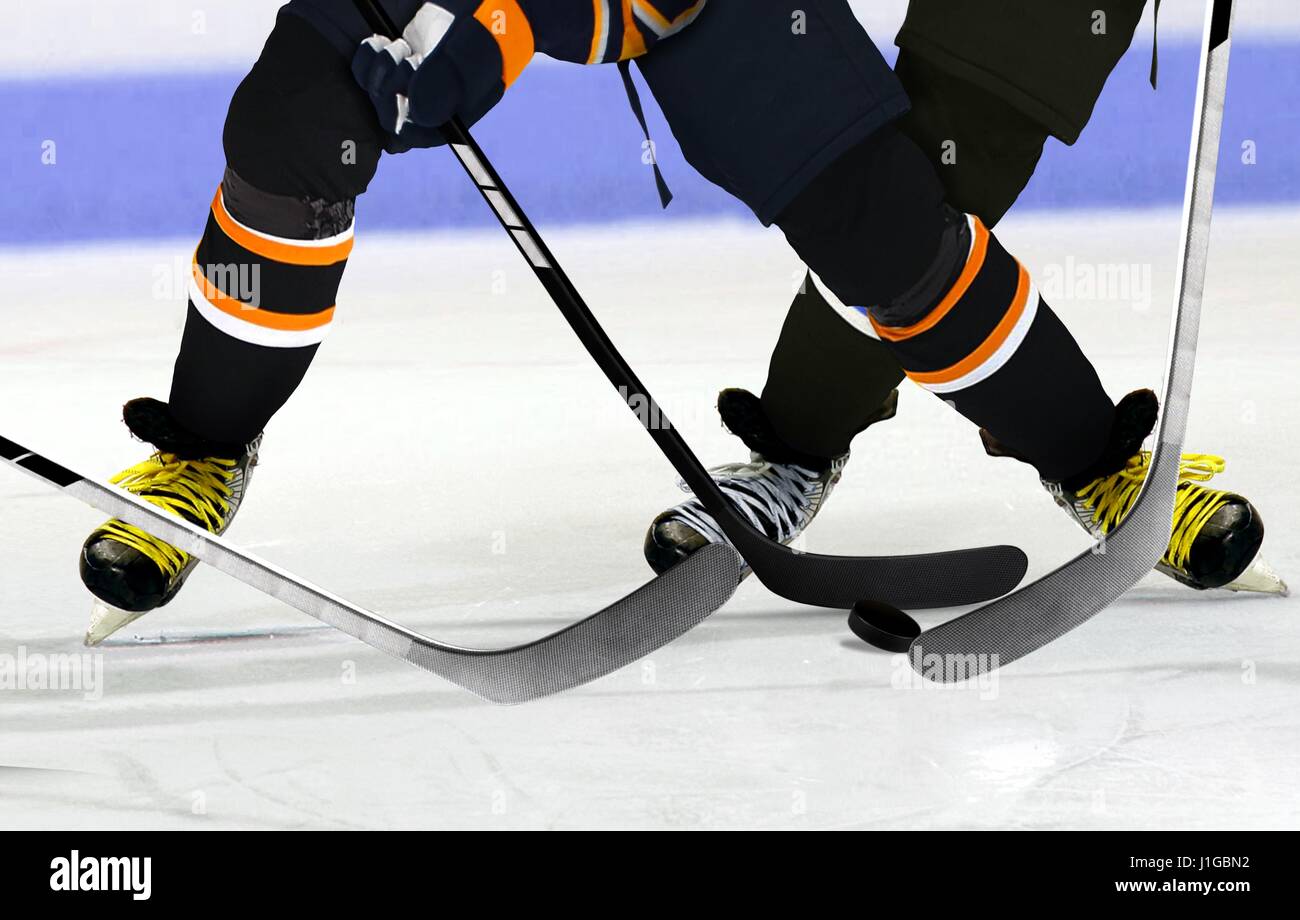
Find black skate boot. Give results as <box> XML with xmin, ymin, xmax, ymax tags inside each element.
<box><xmin>985</xmin><ymin>389</ymin><xmax>1286</xmax><ymax>595</ymax></box>
<box><xmin>79</xmin><ymin>398</ymin><xmax>261</xmax><ymax>643</ymax></box>
<box><xmin>645</xmin><ymin>388</ymin><xmax>898</xmax><ymax>575</ymax></box>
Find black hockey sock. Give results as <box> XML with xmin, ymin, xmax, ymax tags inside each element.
<box><xmin>880</xmin><ymin>218</ymin><xmax>1114</xmax><ymax>481</ymax></box>
<box><xmin>759</xmin><ymin>275</ymin><xmax>905</xmax><ymax>460</ymax></box>
<box><xmin>755</xmin><ymin>55</ymin><xmax>1053</xmax><ymax>461</ymax></box>
<box><xmin>168</xmin><ymin>11</ymin><xmax>384</xmax><ymax>445</ymax></box>
<box><xmin>170</xmin><ymin>168</ymin><xmax>353</xmax><ymax>444</ymax></box>
<box><xmin>777</xmin><ymin>127</ymin><xmax>1115</xmax><ymax>483</ymax></box>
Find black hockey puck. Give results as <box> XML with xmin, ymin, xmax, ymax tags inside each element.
<box><xmin>848</xmin><ymin>599</ymin><xmax>920</xmax><ymax>652</ymax></box>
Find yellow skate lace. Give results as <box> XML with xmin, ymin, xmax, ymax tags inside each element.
<box><xmin>1075</xmin><ymin>452</ymin><xmax>1232</xmax><ymax>571</ymax></box>
<box><xmin>97</xmin><ymin>453</ymin><xmax>237</xmax><ymax>578</ymax></box>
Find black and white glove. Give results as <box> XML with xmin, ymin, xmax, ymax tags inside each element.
<box><xmin>351</xmin><ymin>1</ymin><xmax>507</xmax><ymax>151</ymax></box>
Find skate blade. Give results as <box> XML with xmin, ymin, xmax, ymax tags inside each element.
<box><xmin>85</xmin><ymin>601</ymin><xmax>149</xmax><ymax>647</ymax></box>
<box><xmin>1223</xmin><ymin>553</ymin><xmax>1289</xmax><ymax>596</ymax></box>
<box><xmin>100</xmin><ymin>625</ymin><xmax>332</xmax><ymax>647</ymax></box>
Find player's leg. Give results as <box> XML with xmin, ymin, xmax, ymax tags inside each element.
<box><xmin>760</xmin><ymin>0</ymin><xmax>1153</xmax><ymax>459</ymax></box>
<box><xmin>79</xmin><ymin>0</ymin><xmax>718</xmax><ymax>625</ymax></box>
<box><xmin>638</xmin><ymin>0</ymin><xmax>1276</xmax><ymax>593</ymax></box>
<box><xmin>81</xmin><ymin>7</ymin><xmax>387</xmax><ymax>625</ymax></box>
<box><xmin>637</xmin><ymin>0</ymin><xmax>1095</xmax><ymax>568</ymax></box>
<box><xmin>757</xmin><ymin>54</ymin><xmax>1052</xmax><ymax>461</ymax></box>
<box><xmin>635</xmin><ymin>0</ymin><xmax>913</xmax><ymax>570</ymax></box>
<box><xmin>773</xmin><ymin>121</ymin><xmax>1117</xmax><ymax>483</ymax></box>
<box><xmin>881</xmin><ymin>30</ymin><xmax>1275</xmax><ymax>591</ymax></box>
<box><xmin>733</xmin><ymin>45</ymin><xmax>1058</xmax><ymax>482</ymax></box>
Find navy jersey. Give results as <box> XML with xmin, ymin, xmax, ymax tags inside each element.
<box><xmin>288</xmin><ymin>0</ymin><xmax>708</xmax><ymax>88</ymax></box>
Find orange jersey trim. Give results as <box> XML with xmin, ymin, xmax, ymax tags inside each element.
<box><xmin>620</xmin><ymin>1</ymin><xmax>648</xmax><ymax>58</ymax></box>
<box><xmin>475</xmin><ymin>0</ymin><xmax>536</xmax><ymax>87</ymax></box>
<box><xmin>587</xmin><ymin>0</ymin><xmax>605</xmax><ymax>64</ymax></box>
<box><xmin>634</xmin><ymin>0</ymin><xmax>672</xmax><ymax>32</ymax></box>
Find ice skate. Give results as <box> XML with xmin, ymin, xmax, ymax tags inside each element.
<box><xmin>644</xmin><ymin>388</ymin><xmax>897</xmax><ymax>575</ymax></box>
<box><xmin>989</xmin><ymin>390</ymin><xmax>1286</xmax><ymax>596</ymax></box>
<box><xmin>80</xmin><ymin>398</ymin><xmax>261</xmax><ymax>644</ymax></box>
<box><xmin>1051</xmin><ymin>452</ymin><xmax>1286</xmax><ymax>595</ymax></box>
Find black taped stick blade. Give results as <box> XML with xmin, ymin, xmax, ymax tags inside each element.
<box><xmin>848</xmin><ymin>599</ymin><xmax>920</xmax><ymax>652</ymax></box>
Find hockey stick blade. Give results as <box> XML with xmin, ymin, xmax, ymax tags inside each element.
<box><xmin>0</xmin><ymin>437</ymin><xmax>743</xmax><ymax>704</ymax></box>
<box><xmin>353</xmin><ymin>0</ymin><xmax>1027</xmax><ymax>611</ymax></box>
<box><xmin>907</xmin><ymin>0</ymin><xmax>1235</xmax><ymax>682</ymax></box>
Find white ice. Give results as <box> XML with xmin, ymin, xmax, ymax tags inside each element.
<box><xmin>0</xmin><ymin>208</ymin><xmax>1296</xmax><ymax>829</ymax></box>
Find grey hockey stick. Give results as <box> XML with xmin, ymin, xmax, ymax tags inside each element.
<box><xmin>0</xmin><ymin>436</ymin><xmax>742</xmax><ymax>704</ymax></box>
<box><xmin>909</xmin><ymin>0</ymin><xmax>1236</xmax><ymax>682</ymax></box>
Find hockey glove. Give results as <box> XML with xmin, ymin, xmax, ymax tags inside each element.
<box><xmin>352</xmin><ymin>1</ymin><xmax>514</xmax><ymax>152</ymax></box>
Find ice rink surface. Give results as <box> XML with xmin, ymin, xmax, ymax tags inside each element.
<box><xmin>1</xmin><ymin>208</ymin><xmax>1296</xmax><ymax>829</ymax></box>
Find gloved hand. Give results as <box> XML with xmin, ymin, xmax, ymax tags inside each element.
<box><xmin>352</xmin><ymin>1</ymin><xmax>508</xmax><ymax>152</ymax></box>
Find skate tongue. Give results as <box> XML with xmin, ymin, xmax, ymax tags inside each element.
<box><xmin>123</xmin><ymin>397</ymin><xmax>249</xmax><ymax>461</ymax></box>
<box><xmin>85</xmin><ymin>601</ymin><xmax>148</xmax><ymax>647</ymax></box>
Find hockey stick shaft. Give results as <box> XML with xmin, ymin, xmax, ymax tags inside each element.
<box><xmin>352</xmin><ymin>0</ymin><xmax>1027</xmax><ymax>610</ymax></box>
<box><xmin>908</xmin><ymin>0</ymin><xmax>1235</xmax><ymax>680</ymax></box>
<box><xmin>0</xmin><ymin>436</ymin><xmax>741</xmax><ymax>703</ymax></box>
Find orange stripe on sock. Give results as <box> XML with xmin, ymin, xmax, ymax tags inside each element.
<box><xmin>907</xmin><ymin>262</ymin><xmax>1031</xmax><ymax>386</ymax></box>
<box><xmin>210</xmin><ymin>189</ymin><xmax>352</xmax><ymax>267</ymax></box>
<box><xmin>870</xmin><ymin>216</ymin><xmax>989</xmax><ymax>343</ymax></box>
<box><xmin>191</xmin><ymin>257</ymin><xmax>335</xmax><ymax>332</ymax></box>
<box><xmin>475</xmin><ymin>0</ymin><xmax>536</xmax><ymax>87</ymax></box>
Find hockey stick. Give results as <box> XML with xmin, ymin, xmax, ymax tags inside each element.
<box><xmin>908</xmin><ymin>0</ymin><xmax>1235</xmax><ymax>682</ymax></box>
<box><xmin>353</xmin><ymin>0</ymin><xmax>1027</xmax><ymax>610</ymax></box>
<box><xmin>0</xmin><ymin>436</ymin><xmax>742</xmax><ymax>703</ymax></box>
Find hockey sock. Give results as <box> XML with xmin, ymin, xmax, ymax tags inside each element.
<box><xmin>757</xmin><ymin>56</ymin><xmax>1054</xmax><ymax>461</ymax></box>
<box><xmin>869</xmin><ymin>213</ymin><xmax>1114</xmax><ymax>482</ymax></box>
<box><xmin>168</xmin><ymin>11</ymin><xmax>384</xmax><ymax>445</ymax></box>
<box><xmin>777</xmin><ymin>126</ymin><xmax>1115</xmax><ymax>483</ymax></box>
<box><xmin>169</xmin><ymin>168</ymin><xmax>354</xmax><ymax>445</ymax></box>
<box><xmin>760</xmin><ymin>276</ymin><xmax>904</xmax><ymax>460</ymax></box>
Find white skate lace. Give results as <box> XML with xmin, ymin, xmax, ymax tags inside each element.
<box><xmin>670</xmin><ymin>454</ymin><xmax>841</xmax><ymax>547</ymax></box>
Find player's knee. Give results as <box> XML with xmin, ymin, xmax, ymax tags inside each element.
<box><xmin>222</xmin><ymin>10</ymin><xmax>384</xmax><ymax>208</ymax></box>
<box><xmin>774</xmin><ymin>124</ymin><xmax>952</xmax><ymax>309</ymax></box>
<box><xmin>894</xmin><ymin>50</ymin><xmax>1048</xmax><ymax>228</ymax></box>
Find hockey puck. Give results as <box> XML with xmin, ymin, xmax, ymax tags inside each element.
<box><xmin>848</xmin><ymin>599</ymin><xmax>920</xmax><ymax>652</ymax></box>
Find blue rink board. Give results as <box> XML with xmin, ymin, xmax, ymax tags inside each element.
<box><xmin>0</xmin><ymin>41</ymin><xmax>1295</xmax><ymax>245</ymax></box>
